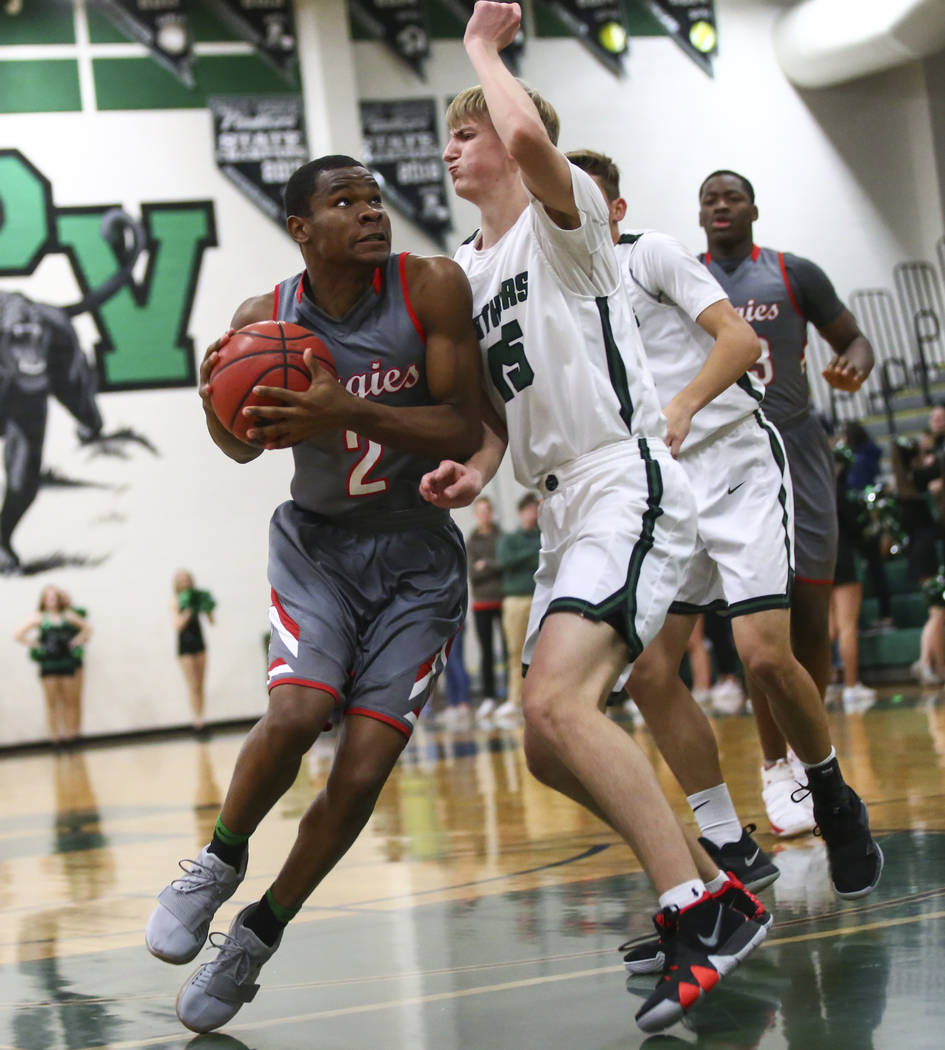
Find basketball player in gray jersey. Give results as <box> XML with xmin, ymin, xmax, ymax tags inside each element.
<box><xmin>145</xmin><ymin>155</ymin><xmax>483</xmax><ymax>1033</ymax></box>
<box><xmin>699</xmin><ymin>170</ymin><xmax>876</xmax><ymax>837</ymax></box>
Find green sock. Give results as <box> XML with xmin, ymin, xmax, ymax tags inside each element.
<box><xmin>243</xmin><ymin>887</ymin><xmax>298</xmax><ymax>947</ymax></box>
<box><xmin>207</xmin><ymin>815</ymin><xmax>249</xmax><ymax>869</ymax></box>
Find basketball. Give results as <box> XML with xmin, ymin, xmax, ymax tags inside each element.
<box><xmin>208</xmin><ymin>321</ymin><xmax>336</xmax><ymax>443</ymax></box>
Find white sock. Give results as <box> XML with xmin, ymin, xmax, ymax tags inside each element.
<box><xmin>658</xmin><ymin>879</ymin><xmax>706</xmax><ymax>912</ymax></box>
<box><xmin>801</xmin><ymin>745</ymin><xmax>836</xmax><ymax>770</ymax></box>
<box><xmin>704</xmin><ymin>871</ymin><xmax>728</xmax><ymax>894</ymax></box>
<box><xmin>687</xmin><ymin>783</ymin><xmax>743</xmax><ymax>848</ymax></box>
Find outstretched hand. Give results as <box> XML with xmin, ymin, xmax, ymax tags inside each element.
<box><xmin>245</xmin><ymin>346</ymin><xmax>347</xmax><ymax>450</ymax></box>
<box><xmin>420</xmin><ymin>460</ymin><xmax>485</xmax><ymax>508</ymax></box>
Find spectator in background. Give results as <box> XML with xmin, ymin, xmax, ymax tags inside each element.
<box><xmin>704</xmin><ymin>612</ymin><xmax>746</xmax><ymax>715</ymax></box>
<box><xmin>14</xmin><ymin>583</ymin><xmax>91</xmax><ymax>745</ymax></box>
<box><xmin>58</xmin><ymin>588</ymin><xmax>89</xmax><ymax>733</ymax></box>
<box><xmin>495</xmin><ymin>493</ymin><xmax>541</xmax><ymax>727</ymax></box>
<box><xmin>830</xmin><ymin>426</ymin><xmax>879</xmax><ymax>710</ymax></box>
<box><xmin>839</xmin><ymin>422</ymin><xmax>891</xmax><ymax>626</ymax></box>
<box><xmin>435</xmin><ymin>619</ymin><xmax>474</xmax><ymax>730</ymax></box>
<box><xmin>893</xmin><ymin>424</ymin><xmax>945</xmax><ymax>684</ymax></box>
<box><xmin>466</xmin><ymin>496</ymin><xmax>507</xmax><ymax>722</ymax></box>
<box><xmin>173</xmin><ymin>570</ymin><xmax>216</xmax><ymax>731</ymax></box>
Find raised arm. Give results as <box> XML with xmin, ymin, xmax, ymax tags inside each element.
<box><xmin>464</xmin><ymin>2</ymin><xmax>577</xmax><ymax>224</ymax></box>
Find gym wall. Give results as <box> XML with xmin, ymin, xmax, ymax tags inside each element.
<box><xmin>0</xmin><ymin>0</ymin><xmax>941</xmax><ymax>745</ymax></box>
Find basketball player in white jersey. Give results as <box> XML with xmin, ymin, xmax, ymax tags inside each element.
<box><xmin>568</xmin><ymin>151</ymin><xmax>883</xmax><ymax>935</ymax></box>
<box><xmin>421</xmin><ymin>2</ymin><xmax>768</xmax><ymax>1033</ymax></box>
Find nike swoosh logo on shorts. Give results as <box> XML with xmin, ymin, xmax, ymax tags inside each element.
<box><xmin>698</xmin><ymin>907</ymin><xmax>725</xmax><ymax>949</ymax></box>
<box><xmin>727</xmin><ymin>482</ymin><xmax>745</xmax><ymax>494</ymax></box>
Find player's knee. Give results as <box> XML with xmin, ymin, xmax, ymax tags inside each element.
<box><xmin>265</xmin><ymin>691</ymin><xmax>329</xmax><ymax>752</ymax></box>
<box><xmin>739</xmin><ymin>643</ymin><xmax>789</xmax><ymax>686</ymax></box>
<box><xmin>324</xmin><ymin>763</ymin><xmax>386</xmax><ymax>819</ymax></box>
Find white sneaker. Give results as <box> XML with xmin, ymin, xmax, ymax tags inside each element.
<box><xmin>842</xmin><ymin>682</ymin><xmax>878</xmax><ymax>713</ymax></box>
<box><xmin>691</xmin><ymin>688</ymin><xmax>713</xmax><ymax>708</ymax></box>
<box><xmin>146</xmin><ymin>846</ymin><xmax>247</xmax><ymax>964</ymax></box>
<box><xmin>435</xmin><ymin>703</ymin><xmax>471</xmax><ymax>730</ymax></box>
<box><xmin>825</xmin><ymin>682</ymin><xmax>843</xmax><ymax>706</ymax></box>
<box><xmin>475</xmin><ymin>698</ymin><xmax>497</xmax><ymax>724</ymax></box>
<box><xmin>710</xmin><ymin>678</ymin><xmax>745</xmax><ymax>715</ymax></box>
<box><xmin>761</xmin><ymin>759</ymin><xmax>815</xmax><ymax>838</ymax></box>
<box><xmin>492</xmin><ymin>699</ymin><xmax>519</xmax><ymax>726</ymax></box>
<box><xmin>176</xmin><ymin>905</ymin><xmax>280</xmax><ymax>1033</ymax></box>
<box><xmin>911</xmin><ymin>660</ymin><xmax>943</xmax><ymax>686</ymax></box>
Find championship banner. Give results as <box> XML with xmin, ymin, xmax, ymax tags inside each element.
<box><xmin>93</xmin><ymin>0</ymin><xmax>194</xmax><ymax>86</ymax></box>
<box><xmin>434</xmin><ymin>0</ymin><xmax>524</xmax><ymax>74</ymax></box>
<box><xmin>347</xmin><ymin>0</ymin><xmax>430</xmax><ymax>80</ymax></box>
<box><xmin>537</xmin><ymin>0</ymin><xmax>628</xmax><ymax>75</ymax></box>
<box><xmin>200</xmin><ymin>0</ymin><xmax>299</xmax><ymax>83</ymax></box>
<box><xmin>209</xmin><ymin>95</ymin><xmax>309</xmax><ymax>229</ymax></box>
<box><xmin>640</xmin><ymin>0</ymin><xmax>718</xmax><ymax>75</ymax></box>
<box><xmin>360</xmin><ymin>99</ymin><xmax>452</xmax><ymax>250</ymax></box>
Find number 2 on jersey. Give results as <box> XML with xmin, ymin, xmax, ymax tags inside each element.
<box><xmin>344</xmin><ymin>430</ymin><xmax>389</xmax><ymax>496</ymax></box>
<box><xmin>487</xmin><ymin>319</ymin><xmax>534</xmax><ymax>403</ymax></box>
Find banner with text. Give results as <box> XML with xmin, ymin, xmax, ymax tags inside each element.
<box><xmin>200</xmin><ymin>0</ymin><xmax>299</xmax><ymax>83</ymax></box>
<box><xmin>348</xmin><ymin>0</ymin><xmax>430</xmax><ymax>80</ymax></box>
<box><xmin>210</xmin><ymin>95</ymin><xmax>309</xmax><ymax>228</ymax></box>
<box><xmin>361</xmin><ymin>98</ymin><xmax>452</xmax><ymax>250</ymax></box>
<box><xmin>434</xmin><ymin>0</ymin><xmax>524</xmax><ymax>73</ymax></box>
<box><xmin>538</xmin><ymin>0</ymin><xmax>628</xmax><ymax>76</ymax></box>
<box><xmin>640</xmin><ymin>0</ymin><xmax>717</xmax><ymax>75</ymax></box>
<box><xmin>94</xmin><ymin>0</ymin><xmax>194</xmax><ymax>86</ymax></box>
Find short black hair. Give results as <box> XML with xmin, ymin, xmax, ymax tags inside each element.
<box><xmin>283</xmin><ymin>155</ymin><xmax>365</xmax><ymax>221</ymax></box>
<box><xmin>698</xmin><ymin>169</ymin><xmax>755</xmax><ymax>203</ymax></box>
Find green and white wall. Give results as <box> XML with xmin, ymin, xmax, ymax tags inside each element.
<box><xmin>0</xmin><ymin>0</ymin><xmax>942</xmax><ymax>745</ymax></box>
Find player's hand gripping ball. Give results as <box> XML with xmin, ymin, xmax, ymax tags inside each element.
<box><xmin>209</xmin><ymin>321</ymin><xmax>336</xmax><ymax>444</ymax></box>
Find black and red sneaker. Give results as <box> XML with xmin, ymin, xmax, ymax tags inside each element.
<box><xmin>633</xmin><ymin>894</ymin><xmax>768</xmax><ymax>1033</ymax></box>
<box><xmin>620</xmin><ymin>872</ymin><xmax>772</xmax><ymax>976</ymax></box>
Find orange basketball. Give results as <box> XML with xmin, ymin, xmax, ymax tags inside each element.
<box><xmin>208</xmin><ymin>321</ymin><xmax>336</xmax><ymax>443</ymax></box>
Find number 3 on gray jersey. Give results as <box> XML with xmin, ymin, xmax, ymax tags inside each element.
<box><xmin>487</xmin><ymin>319</ymin><xmax>534</xmax><ymax>403</ymax></box>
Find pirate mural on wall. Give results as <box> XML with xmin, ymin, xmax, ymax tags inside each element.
<box><xmin>0</xmin><ymin>150</ymin><xmax>217</xmax><ymax>575</ymax></box>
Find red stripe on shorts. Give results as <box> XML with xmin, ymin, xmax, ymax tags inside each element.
<box><xmin>270</xmin><ymin>588</ymin><xmax>300</xmax><ymax>639</ymax></box>
<box><xmin>347</xmin><ymin>707</ymin><xmax>411</xmax><ymax>737</ymax></box>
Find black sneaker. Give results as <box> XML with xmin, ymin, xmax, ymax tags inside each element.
<box><xmin>620</xmin><ymin>873</ymin><xmax>772</xmax><ymax>975</ymax></box>
<box><xmin>813</xmin><ymin>786</ymin><xmax>884</xmax><ymax>899</ymax></box>
<box><xmin>633</xmin><ymin>896</ymin><xmax>768</xmax><ymax>1033</ymax></box>
<box><xmin>699</xmin><ymin>824</ymin><xmax>780</xmax><ymax>892</ymax></box>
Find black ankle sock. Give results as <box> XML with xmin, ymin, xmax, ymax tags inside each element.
<box><xmin>804</xmin><ymin>755</ymin><xmax>846</xmax><ymax>805</ymax></box>
<box><xmin>243</xmin><ymin>892</ymin><xmax>292</xmax><ymax>947</ymax></box>
<box><xmin>207</xmin><ymin>831</ymin><xmax>247</xmax><ymax>870</ymax></box>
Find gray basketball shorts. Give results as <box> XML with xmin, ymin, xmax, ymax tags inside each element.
<box><xmin>779</xmin><ymin>413</ymin><xmax>838</xmax><ymax>584</ymax></box>
<box><xmin>266</xmin><ymin>501</ymin><xmax>467</xmax><ymax>737</ymax></box>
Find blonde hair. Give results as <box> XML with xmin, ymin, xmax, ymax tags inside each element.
<box><xmin>446</xmin><ymin>84</ymin><xmax>560</xmax><ymax>146</ymax></box>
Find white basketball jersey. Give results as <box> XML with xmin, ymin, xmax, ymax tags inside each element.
<box><xmin>454</xmin><ymin>165</ymin><xmax>665</xmax><ymax>489</ymax></box>
<box><xmin>616</xmin><ymin>231</ymin><xmax>765</xmax><ymax>454</ymax></box>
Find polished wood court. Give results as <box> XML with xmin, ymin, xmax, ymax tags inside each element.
<box><xmin>1</xmin><ymin>690</ymin><xmax>944</xmax><ymax>1049</ymax></box>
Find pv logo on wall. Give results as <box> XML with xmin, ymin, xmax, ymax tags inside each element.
<box><xmin>0</xmin><ymin>150</ymin><xmax>217</xmax><ymax>576</ymax></box>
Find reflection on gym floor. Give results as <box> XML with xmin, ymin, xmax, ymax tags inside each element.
<box><xmin>0</xmin><ymin>690</ymin><xmax>943</xmax><ymax>1049</ymax></box>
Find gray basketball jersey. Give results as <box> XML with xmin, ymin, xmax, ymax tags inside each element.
<box><xmin>274</xmin><ymin>253</ymin><xmax>442</xmax><ymax>525</ymax></box>
<box><xmin>702</xmin><ymin>246</ymin><xmax>810</xmax><ymax>429</ymax></box>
